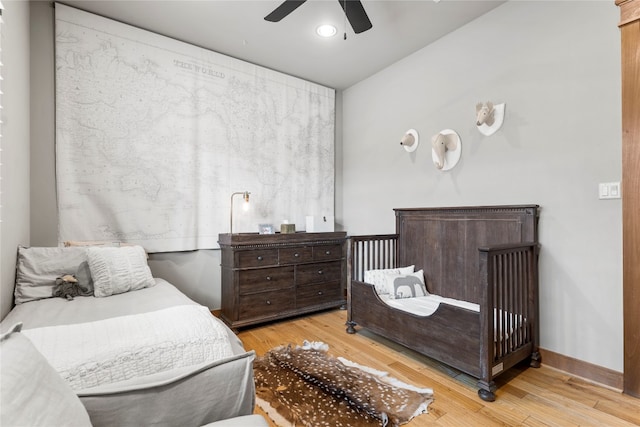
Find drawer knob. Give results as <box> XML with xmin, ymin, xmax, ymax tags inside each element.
<box><xmin>257</xmin><ymin>256</ymin><xmax>263</xmax><ymax>261</ymax></box>
<box><xmin>294</xmin><ymin>253</ymin><xmax>300</xmax><ymax>257</ymax></box>
<box><xmin>318</xmin><ymin>270</ymin><xmax>324</xmax><ymax>275</ymax></box>
<box><xmin>266</xmin><ymin>276</ymin><xmax>272</xmax><ymax>281</ymax></box>
<box><xmin>265</xmin><ymin>300</ymin><xmax>271</xmax><ymax>305</ymax></box>
<box><xmin>325</xmin><ymin>250</ymin><xmax>331</xmax><ymax>255</ymax></box>
<box><xmin>318</xmin><ymin>291</ymin><xmax>323</xmax><ymax>295</ymax></box>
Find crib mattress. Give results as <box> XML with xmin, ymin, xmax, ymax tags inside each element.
<box><xmin>379</xmin><ymin>293</ymin><xmax>480</xmax><ymax>316</ymax></box>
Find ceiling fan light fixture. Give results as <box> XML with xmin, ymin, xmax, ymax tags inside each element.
<box><xmin>316</xmin><ymin>24</ymin><xmax>337</xmax><ymax>38</ymax></box>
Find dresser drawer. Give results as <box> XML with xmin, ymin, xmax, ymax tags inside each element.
<box><xmin>239</xmin><ymin>266</ymin><xmax>294</xmax><ymax>294</ymax></box>
<box><xmin>313</xmin><ymin>244</ymin><xmax>343</xmax><ymax>261</ymax></box>
<box><xmin>296</xmin><ymin>261</ymin><xmax>342</xmax><ymax>286</ymax></box>
<box><xmin>219</xmin><ymin>231</ymin><xmax>347</xmax><ymax>329</ymax></box>
<box><xmin>237</xmin><ymin>249</ymin><xmax>278</xmax><ymax>268</ymax></box>
<box><xmin>279</xmin><ymin>246</ymin><xmax>313</xmax><ymax>264</ymax></box>
<box><xmin>296</xmin><ymin>281</ymin><xmax>342</xmax><ymax>308</ymax></box>
<box><xmin>239</xmin><ymin>289</ymin><xmax>295</xmax><ymax>319</ymax></box>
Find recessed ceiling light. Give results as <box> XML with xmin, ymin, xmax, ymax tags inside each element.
<box><xmin>316</xmin><ymin>24</ymin><xmax>337</xmax><ymax>38</ymax></box>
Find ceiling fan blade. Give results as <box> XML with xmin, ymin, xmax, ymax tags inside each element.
<box><xmin>265</xmin><ymin>0</ymin><xmax>307</xmax><ymax>22</ymax></box>
<box><xmin>338</xmin><ymin>0</ymin><xmax>372</xmax><ymax>34</ymax></box>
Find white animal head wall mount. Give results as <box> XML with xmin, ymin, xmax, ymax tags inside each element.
<box><xmin>476</xmin><ymin>102</ymin><xmax>495</xmax><ymax>126</ymax></box>
<box><xmin>431</xmin><ymin>129</ymin><xmax>461</xmax><ymax>171</ymax></box>
<box><xmin>400</xmin><ymin>129</ymin><xmax>419</xmax><ymax>153</ymax></box>
<box><xmin>475</xmin><ymin>101</ymin><xmax>506</xmax><ymax>136</ymax></box>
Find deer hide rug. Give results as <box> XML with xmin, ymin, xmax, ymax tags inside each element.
<box><xmin>254</xmin><ymin>342</ymin><xmax>434</xmax><ymax>427</ymax></box>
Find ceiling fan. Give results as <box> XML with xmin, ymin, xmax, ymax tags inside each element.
<box><xmin>264</xmin><ymin>0</ymin><xmax>373</xmax><ymax>34</ymax></box>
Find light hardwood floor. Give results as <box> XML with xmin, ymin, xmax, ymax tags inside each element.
<box><xmin>236</xmin><ymin>309</ymin><xmax>640</xmax><ymax>427</ymax></box>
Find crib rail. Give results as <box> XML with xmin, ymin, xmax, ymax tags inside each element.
<box><xmin>479</xmin><ymin>242</ymin><xmax>539</xmax><ymax>370</ymax></box>
<box><xmin>348</xmin><ymin>234</ymin><xmax>399</xmax><ymax>283</ymax></box>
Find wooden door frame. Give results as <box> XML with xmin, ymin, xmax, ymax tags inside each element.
<box><xmin>616</xmin><ymin>0</ymin><xmax>640</xmax><ymax>399</ymax></box>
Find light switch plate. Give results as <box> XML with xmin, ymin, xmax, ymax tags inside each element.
<box><xmin>599</xmin><ymin>182</ymin><xmax>621</xmax><ymax>199</ymax></box>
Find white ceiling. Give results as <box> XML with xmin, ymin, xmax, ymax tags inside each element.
<box><xmin>60</xmin><ymin>0</ymin><xmax>506</xmax><ymax>90</ymax></box>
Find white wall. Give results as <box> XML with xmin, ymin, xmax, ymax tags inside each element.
<box><xmin>342</xmin><ymin>1</ymin><xmax>622</xmax><ymax>372</ymax></box>
<box><xmin>0</xmin><ymin>1</ymin><xmax>31</xmax><ymax>320</ymax></box>
<box><xmin>30</xmin><ymin>0</ymin><xmax>56</xmax><ymax>246</ymax></box>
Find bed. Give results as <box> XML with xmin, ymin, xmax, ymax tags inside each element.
<box><xmin>346</xmin><ymin>205</ymin><xmax>540</xmax><ymax>401</ymax></box>
<box><xmin>0</xmin><ymin>245</ymin><xmax>256</xmax><ymax>426</ymax></box>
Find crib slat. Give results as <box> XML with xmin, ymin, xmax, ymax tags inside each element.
<box><xmin>349</xmin><ymin>235</ymin><xmax>399</xmax><ymax>283</ymax></box>
<box><xmin>481</xmin><ymin>244</ymin><xmax>537</xmax><ymax>364</ymax></box>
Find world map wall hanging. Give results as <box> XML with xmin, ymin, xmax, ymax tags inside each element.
<box><xmin>55</xmin><ymin>3</ymin><xmax>335</xmax><ymax>252</ymax></box>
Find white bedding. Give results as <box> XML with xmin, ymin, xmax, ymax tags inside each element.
<box><xmin>379</xmin><ymin>294</ymin><xmax>480</xmax><ymax>316</ymax></box>
<box><xmin>1</xmin><ymin>278</ymin><xmax>256</xmax><ymax>426</ymax></box>
<box><xmin>22</xmin><ymin>304</ymin><xmax>234</xmax><ymax>391</ymax></box>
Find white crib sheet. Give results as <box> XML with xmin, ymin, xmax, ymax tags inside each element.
<box><xmin>379</xmin><ymin>294</ymin><xmax>480</xmax><ymax>316</ymax></box>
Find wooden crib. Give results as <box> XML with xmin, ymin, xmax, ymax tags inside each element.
<box><xmin>346</xmin><ymin>205</ymin><xmax>540</xmax><ymax>401</ymax></box>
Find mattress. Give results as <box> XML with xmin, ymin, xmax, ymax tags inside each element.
<box><xmin>379</xmin><ymin>293</ymin><xmax>480</xmax><ymax>316</ymax></box>
<box><xmin>0</xmin><ymin>279</ymin><xmax>256</xmax><ymax>426</ymax></box>
<box><xmin>2</xmin><ymin>278</ymin><xmax>246</xmax><ymax>354</ymax></box>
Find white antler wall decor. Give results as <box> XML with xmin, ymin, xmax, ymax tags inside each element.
<box><xmin>475</xmin><ymin>101</ymin><xmax>505</xmax><ymax>136</ymax></box>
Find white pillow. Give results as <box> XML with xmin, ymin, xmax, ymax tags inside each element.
<box><xmin>87</xmin><ymin>246</ymin><xmax>155</xmax><ymax>297</ymax></box>
<box><xmin>14</xmin><ymin>246</ymin><xmax>92</xmax><ymax>304</ymax></box>
<box><xmin>363</xmin><ymin>265</ymin><xmax>414</xmax><ymax>295</ymax></box>
<box><xmin>385</xmin><ymin>270</ymin><xmax>428</xmax><ymax>299</ymax></box>
<box><xmin>0</xmin><ymin>323</ymin><xmax>92</xmax><ymax>427</ymax></box>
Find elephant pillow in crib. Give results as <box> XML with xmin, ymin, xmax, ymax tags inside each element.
<box><xmin>384</xmin><ymin>270</ymin><xmax>428</xmax><ymax>299</ymax></box>
<box><xmin>363</xmin><ymin>265</ymin><xmax>415</xmax><ymax>295</ymax></box>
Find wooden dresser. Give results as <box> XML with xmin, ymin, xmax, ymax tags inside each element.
<box><xmin>218</xmin><ymin>232</ymin><xmax>347</xmax><ymax>329</ymax></box>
